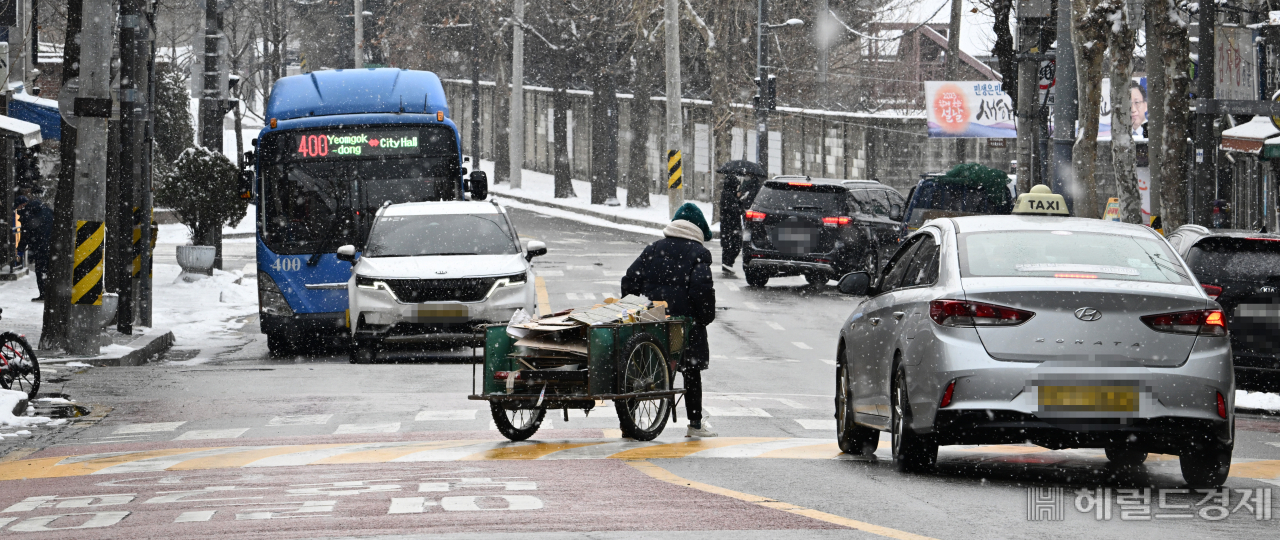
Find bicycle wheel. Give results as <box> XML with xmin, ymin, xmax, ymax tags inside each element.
<box><xmin>490</xmin><ymin>402</ymin><xmax>545</xmax><ymax>441</ymax></box>
<box><xmin>0</xmin><ymin>332</ymin><xmax>40</xmax><ymax>400</ymax></box>
<box><xmin>614</xmin><ymin>333</ymin><xmax>671</xmax><ymax>441</ymax></box>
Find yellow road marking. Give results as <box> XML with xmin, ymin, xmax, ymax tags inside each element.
<box><xmin>535</xmin><ymin>276</ymin><xmax>552</xmax><ymax>316</ymax></box>
<box><xmin>0</xmin><ymin>448</ymin><xmax>39</xmax><ymax>464</ymax></box>
<box><xmin>954</xmin><ymin>445</ymin><xmax>1049</xmax><ymax>454</ymax></box>
<box><xmin>460</xmin><ymin>441</ymin><xmax>603</xmax><ymax>461</ymax></box>
<box><xmin>314</xmin><ymin>441</ymin><xmax>484</xmax><ymax>465</ymax></box>
<box><xmin>0</xmin><ymin>448</ymin><xmax>210</xmax><ymax>481</ymax></box>
<box><xmin>758</xmin><ymin>442</ymin><xmax>843</xmax><ymax>459</ymax></box>
<box><xmin>1230</xmin><ymin>459</ymin><xmax>1280</xmax><ymax>480</ymax></box>
<box><xmin>608</xmin><ymin>438</ymin><xmax>782</xmax><ymax>459</ymax></box>
<box><xmin>168</xmin><ymin>444</ymin><xmax>347</xmax><ymax>470</ymax></box>
<box><xmin>624</xmin><ymin>460</ymin><xmax>938</xmax><ymax>540</ymax></box>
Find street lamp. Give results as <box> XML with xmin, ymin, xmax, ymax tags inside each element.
<box><xmin>756</xmin><ymin>9</ymin><xmax>803</xmax><ymax>174</ymax></box>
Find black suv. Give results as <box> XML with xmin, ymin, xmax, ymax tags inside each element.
<box><xmin>1167</xmin><ymin>225</ymin><xmax>1280</xmax><ymax>391</ymax></box>
<box><xmin>742</xmin><ymin>176</ymin><xmax>905</xmax><ymax>287</ymax></box>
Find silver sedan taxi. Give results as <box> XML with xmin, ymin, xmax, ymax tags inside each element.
<box><xmin>833</xmin><ymin>186</ymin><xmax>1234</xmax><ymax>487</ymax></box>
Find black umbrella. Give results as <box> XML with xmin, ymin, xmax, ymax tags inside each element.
<box><xmin>716</xmin><ymin>160</ymin><xmax>766</xmax><ymax>178</ymax></box>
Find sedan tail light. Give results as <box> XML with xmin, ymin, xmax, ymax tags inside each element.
<box><xmin>745</xmin><ymin>210</ymin><xmax>767</xmax><ymax>222</ymax></box>
<box><xmin>1201</xmin><ymin>283</ymin><xmax>1223</xmax><ymax>300</ymax></box>
<box><xmin>929</xmin><ymin>300</ymin><xmax>1035</xmax><ymax>327</ymax></box>
<box><xmin>1217</xmin><ymin>391</ymin><xmax>1227</xmax><ymax>419</ymax></box>
<box><xmin>939</xmin><ymin>380</ymin><xmax>957</xmax><ymax>408</ymax></box>
<box><xmin>821</xmin><ymin>216</ymin><xmax>852</xmax><ymax>227</ymax></box>
<box><xmin>1140</xmin><ymin>309</ymin><xmax>1226</xmax><ymax>336</ymax></box>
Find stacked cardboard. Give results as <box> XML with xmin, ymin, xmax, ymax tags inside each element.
<box><xmin>505</xmin><ymin>295</ymin><xmax>668</xmax><ymax>361</ymax></box>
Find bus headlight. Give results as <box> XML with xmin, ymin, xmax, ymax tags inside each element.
<box><xmin>258</xmin><ymin>272</ymin><xmax>294</xmax><ymax>317</ymax></box>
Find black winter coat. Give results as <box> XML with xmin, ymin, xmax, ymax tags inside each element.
<box><xmin>621</xmin><ymin>237</ymin><xmax>716</xmax><ymax>370</ymax></box>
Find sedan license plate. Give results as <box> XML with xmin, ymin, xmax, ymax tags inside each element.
<box><xmin>1038</xmin><ymin>385</ymin><xmax>1138</xmax><ymax>412</ymax></box>
<box><xmin>410</xmin><ymin>304</ymin><xmax>469</xmax><ymax>323</ymax></box>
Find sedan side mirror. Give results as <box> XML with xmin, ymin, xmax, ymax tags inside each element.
<box><xmin>837</xmin><ymin>271</ymin><xmax>871</xmax><ymax>296</ymax></box>
<box><xmin>336</xmin><ymin>245</ymin><xmax>357</xmax><ymax>263</ymax></box>
<box><xmin>525</xmin><ymin>240</ymin><xmax>547</xmax><ymax>261</ymax></box>
<box><xmin>468</xmin><ymin>170</ymin><xmax>489</xmax><ymax>201</ymax></box>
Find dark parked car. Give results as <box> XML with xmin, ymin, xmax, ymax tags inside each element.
<box><xmin>902</xmin><ymin>172</ymin><xmax>1015</xmax><ymax>231</ymax></box>
<box><xmin>1167</xmin><ymin>225</ymin><xmax>1280</xmax><ymax>391</ymax></box>
<box><xmin>742</xmin><ymin>176</ymin><xmax>905</xmax><ymax>288</ymax></box>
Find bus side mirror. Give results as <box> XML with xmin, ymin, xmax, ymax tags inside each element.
<box><xmin>837</xmin><ymin>271</ymin><xmax>871</xmax><ymax>296</ymax></box>
<box><xmin>237</xmin><ymin>170</ymin><xmax>253</xmax><ymax>200</ymax></box>
<box><xmin>468</xmin><ymin>170</ymin><xmax>489</xmax><ymax>201</ymax></box>
<box><xmin>336</xmin><ymin>245</ymin><xmax>357</xmax><ymax>263</ymax></box>
<box><xmin>525</xmin><ymin>240</ymin><xmax>547</xmax><ymax>261</ymax></box>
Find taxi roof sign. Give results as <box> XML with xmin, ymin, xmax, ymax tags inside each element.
<box><xmin>1012</xmin><ymin>184</ymin><xmax>1070</xmax><ymax>216</ymax></box>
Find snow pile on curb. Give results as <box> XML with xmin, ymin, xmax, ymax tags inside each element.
<box><xmin>1236</xmin><ymin>390</ymin><xmax>1280</xmax><ymax>413</ymax></box>
<box><xmin>0</xmin><ymin>388</ymin><xmax>52</xmax><ymax>432</ymax></box>
<box><xmin>155</xmin><ymin>262</ymin><xmax>258</xmax><ymax>364</ymax></box>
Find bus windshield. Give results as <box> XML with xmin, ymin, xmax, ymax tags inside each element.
<box><xmin>260</xmin><ymin>124</ymin><xmax>459</xmax><ymax>255</ymax></box>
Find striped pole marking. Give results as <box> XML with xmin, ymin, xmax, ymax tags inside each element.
<box><xmin>667</xmin><ymin>150</ymin><xmax>682</xmax><ymax>190</ymax></box>
<box><xmin>72</xmin><ymin>220</ymin><xmax>106</xmax><ymax>305</ymax></box>
<box><xmin>131</xmin><ymin>207</ymin><xmax>142</xmax><ymax>278</ymax></box>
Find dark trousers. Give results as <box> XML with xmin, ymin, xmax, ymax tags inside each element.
<box><xmin>720</xmin><ymin>221</ymin><xmax>742</xmax><ymax>266</ymax></box>
<box><xmin>682</xmin><ymin>368</ymin><xmax>703</xmax><ymax>428</ymax></box>
<box><xmin>32</xmin><ymin>250</ymin><xmax>48</xmax><ymax>298</ymax></box>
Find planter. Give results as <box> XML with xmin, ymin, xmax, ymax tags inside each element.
<box><xmin>176</xmin><ymin>245</ymin><xmax>217</xmax><ymax>278</ymax></box>
<box><xmin>99</xmin><ymin>293</ymin><xmax>118</xmax><ymax>328</ymax></box>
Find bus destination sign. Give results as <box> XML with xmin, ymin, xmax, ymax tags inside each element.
<box><xmin>293</xmin><ymin>129</ymin><xmax>421</xmax><ymax>159</ymax></box>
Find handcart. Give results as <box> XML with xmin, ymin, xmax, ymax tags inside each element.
<box><xmin>469</xmin><ymin>317</ymin><xmax>690</xmax><ymax>442</ymax></box>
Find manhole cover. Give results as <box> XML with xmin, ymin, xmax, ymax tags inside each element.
<box><xmin>30</xmin><ymin>397</ymin><xmax>90</xmax><ymax>418</ymax></box>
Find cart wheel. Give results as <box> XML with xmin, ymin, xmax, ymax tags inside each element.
<box><xmin>490</xmin><ymin>402</ymin><xmax>546</xmax><ymax>441</ymax></box>
<box><xmin>614</xmin><ymin>333</ymin><xmax>671</xmax><ymax>441</ymax></box>
<box><xmin>0</xmin><ymin>332</ymin><xmax>40</xmax><ymax>400</ymax></box>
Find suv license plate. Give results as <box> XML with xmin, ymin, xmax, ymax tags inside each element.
<box><xmin>412</xmin><ymin>304</ymin><xmax>469</xmax><ymax>323</ymax></box>
<box><xmin>1038</xmin><ymin>385</ymin><xmax>1138</xmax><ymax>412</ymax></box>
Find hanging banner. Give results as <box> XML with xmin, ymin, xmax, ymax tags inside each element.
<box><xmin>924</xmin><ymin>82</ymin><xmax>1016</xmax><ymax>138</ymax></box>
<box><xmin>1215</xmin><ymin>26</ymin><xmax>1259</xmax><ymax>101</ymax></box>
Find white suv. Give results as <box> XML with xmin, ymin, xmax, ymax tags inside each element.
<box><xmin>337</xmin><ymin>201</ymin><xmax>546</xmax><ymax>363</ymax></box>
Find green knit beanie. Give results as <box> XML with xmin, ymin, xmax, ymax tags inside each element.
<box><xmin>672</xmin><ymin>202</ymin><xmax>712</xmax><ymax>241</ymax></box>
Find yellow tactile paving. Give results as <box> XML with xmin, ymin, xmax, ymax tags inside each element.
<box><xmin>0</xmin><ymin>448</ymin><xmax>212</xmax><ymax>480</ymax></box>
<box><xmin>460</xmin><ymin>441</ymin><xmax>604</xmax><ymax>460</ymax></box>
<box><xmin>314</xmin><ymin>441</ymin><xmax>485</xmax><ymax>465</ymax></box>
<box><xmin>758</xmin><ymin>443</ymin><xmax>843</xmax><ymax>459</ymax></box>
<box><xmin>167</xmin><ymin>444</ymin><xmax>349</xmax><ymax>470</ymax></box>
<box><xmin>609</xmin><ymin>437</ymin><xmax>783</xmax><ymax>459</ymax></box>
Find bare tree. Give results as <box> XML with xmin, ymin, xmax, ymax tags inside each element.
<box><xmin>1106</xmin><ymin>0</ymin><xmax>1142</xmax><ymax>224</ymax></box>
<box><xmin>1156</xmin><ymin>0</ymin><xmax>1190</xmax><ymax>230</ymax></box>
<box><xmin>626</xmin><ymin>1</ymin><xmax>662</xmax><ymax>207</ymax></box>
<box><xmin>1072</xmin><ymin>0</ymin><xmax>1109</xmax><ymax>219</ymax></box>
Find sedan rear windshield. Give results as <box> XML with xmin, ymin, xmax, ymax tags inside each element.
<box><xmin>364</xmin><ymin>214</ymin><xmax>518</xmax><ymax>257</ymax></box>
<box><xmin>753</xmin><ymin>184</ymin><xmax>843</xmax><ymax>214</ymax></box>
<box><xmin>958</xmin><ymin>230</ymin><xmax>1189</xmax><ymax>284</ymax></box>
<box><xmin>1185</xmin><ymin>237</ymin><xmax>1280</xmax><ymax>284</ymax></box>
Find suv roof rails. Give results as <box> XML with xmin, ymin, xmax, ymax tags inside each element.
<box><xmin>1179</xmin><ymin>224</ymin><xmax>1211</xmax><ymax>235</ymax></box>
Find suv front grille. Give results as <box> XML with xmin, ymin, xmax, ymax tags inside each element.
<box><xmin>382</xmin><ymin>278</ymin><xmax>497</xmax><ymax>303</ymax></box>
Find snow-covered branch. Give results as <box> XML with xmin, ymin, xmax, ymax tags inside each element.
<box><xmin>682</xmin><ymin>0</ymin><xmax>714</xmax><ymax>49</ymax></box>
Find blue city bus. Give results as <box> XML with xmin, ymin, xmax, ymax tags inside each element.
<box><xmin>250</xmin><ymin>68</ymin><xmax>487</xmax><ymax>354</ymax></box>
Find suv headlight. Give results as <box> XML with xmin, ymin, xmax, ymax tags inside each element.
<box><xmin>485</xmin><ymin>272</ymin><xmax>528</xmax><ymax>298</ymax></box>
<box><xmin>356</xmin><ymin>276</ymin><xmax>397</xmax><ymax>298</ymax></box>
<box><xmin>258</xmin><ymin>272</ymin><xmax>294</xmax><ymax>317</ymax></box>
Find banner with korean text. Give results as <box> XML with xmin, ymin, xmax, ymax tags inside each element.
<box><xmin>924</xmin><ymin>81</ymin><xmax>1016</xmax><ymax>138</ymax></box>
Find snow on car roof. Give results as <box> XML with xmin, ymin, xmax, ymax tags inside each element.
<box><xmin>948</xmin><ymin>215</ymin><xmax>1157</xmax><ymax>237</ymax></box>
<box><xmin>380</xmin><ymin>201</ymin><xmax>501</xmax><ymax>217</ymax></box>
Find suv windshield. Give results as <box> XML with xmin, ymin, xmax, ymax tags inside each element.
<box><xmin>365</xmin><ymin>213</ymin><xmax>518</xmax><ymax>257</ymax></box>
<box><xmin>753</xmin><ymin>183</ymin><xmax>843</xmax><ymax>214</ymax></box>
<box><xmin>1185</xmin><ymin>237</ymin><xmax>1280</xmax><ymax>283</ymax></box>
<box><xmin>907</xmin><ymin>180</ymin><xmax>1012</xmax><ymax>225</ymax></box>
<box><xmin>959</xmin><ymin>230</ymin><xmax>1189</xmax><ymax>284</ymax></box>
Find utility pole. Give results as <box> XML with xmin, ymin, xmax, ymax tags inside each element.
<box><xmin>139</xmin><ymin>0</ymin><xmax>157</xmax><ymax>328</ymax></box>
<box><xmin>117</xmin><ymin>0</ymin><xmax>148</xmax><ymax>334</ymax></box>
<box><xmin>666</xmin><ymin>0</ymin><xmax>683</xmax><ymax>217</ymax></box>
<box><xmin>470</xmin><ymin>3</ymin><xmax>481</xmax><ymax>166</ymax></box>
<box><xmin>508</xmin><ymin>0</ymin><xmax>525</xmax><ymax>189</ymax></box>
<box><xmin>353</xmin><ymin>0</ymin><xmax>364</xmax><ymax>68</ymax></box>
<box><xmin>1051</xmin><ymin>0</ymin><xmax>1077</xmax><ymax>201</ymax></box>
<box><xmin>1190</xmin><ymin>1</ymin><xmax>1215</xmax><ymax>226</ymax></box>
<box><xmin>66</xmin><ymin>0</ymin><xmax>116</xmax><ymax>355</ymax></box>
<box><xmin>944</xmin><ymin>0</ymin><xmax>963</xmax><ymax>80</ymax></box>
<box><xmin>754</xmin><ymin>0</ymin><xmax>770</xmax><ymax>178</ymax></box>
<box><xmin>816</xmin><ymin>0</ymin><xmax>829</xmax><ymax>103</ymax></box>
<box><xmin>198</xmin><ymin>0</ymin><xmax>226</xmax><ymax>268</ymax></box>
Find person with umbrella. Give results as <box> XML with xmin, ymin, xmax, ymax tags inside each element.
<box><xmin>715</xmin><ymin>160</ymin><xmax>766</xmax><ymax>275</ymax></box>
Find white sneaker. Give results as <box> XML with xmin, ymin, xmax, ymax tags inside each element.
<box><xmin>721</xmin><ymin>264</ymin><xmax>736</xmax><ymax>276</ymax></box>
<box><xmin>686</xmin><ymin>422</ymin><xmax>718</xmax><ymax>438</ymax></box>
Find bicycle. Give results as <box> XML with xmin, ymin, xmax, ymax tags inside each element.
<box><xmin>0</xmin><ymin>309</ymin><xmax>40</xmax><ymax>400</ymax></box>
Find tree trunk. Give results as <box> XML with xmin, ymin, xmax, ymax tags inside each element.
<box><xmin>1144</xmin><ymin>0</ymin><xmax>1163</xmax><ymax>220</ymax></box>
<box><xmin>1071</xmin><ymin>0</ymin><xmax>1107</xmax><ymax>219</ymax></box>
<box><xmin>1158</xmin><ymin>3</ymin><xmax>1190</xmax><ymax>230</ymax></box>
<box><xmin>707</xmin><ymin>39</ymin><xmax>732</xmax><ymax>224</ymax></box>
<box><xmin>493</xmin><ymin>45</ymin><xmax>511</xmax><ymax>184</ymax></box>
<box><xmin>589</xmin><ymin>61</ymin><xmax>619</xmax><ymax>204</ymax></box>
<box><xmin>1107</xmin><ymin>5</ymin><xmax>1142</xmax><ymax>224</ymax></box>
<box><xmin>627</xmin><ymin>31</ymin><xmax>656</xmax><ymax>208</ymax></box>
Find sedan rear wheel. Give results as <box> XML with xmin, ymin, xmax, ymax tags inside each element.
<box><xmin>1179</xmin><ymin>439</ymin><xmax>1232</xmax><ymax>488</ymax></box>
<box><xmin>891</xmin><ymin>368</ymin><xmax>937</xmax><ymax>473</ymax></box>
<box><xmin>836</xmin><ymin>360</ymin><xmax>878</xmax><ymax>456</ymax></box>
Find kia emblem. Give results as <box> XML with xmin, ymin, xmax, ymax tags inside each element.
<box><xmin>1074</xmin><ymin>307</ymin><xmax>1102</xmax><ymax>322</ymax></box>
<box><xmin>435</xmin><ymin>270</ymin><xmax>447</xmax><ymax>275</ymax></box>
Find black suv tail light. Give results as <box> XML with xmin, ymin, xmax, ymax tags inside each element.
<box><xmin>746</xmin><ymin>210</ymin><xmax>767</xmax><ymax>222</ymax></box>
<box><xmin>1201</xmin><ymin>283</ymin><xmax>1222</xmax><ymax>300</ymax></box>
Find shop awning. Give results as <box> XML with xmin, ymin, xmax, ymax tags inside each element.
<box><xmin>1221</xmin><ymin>116</ymin><xmax>1280</xmax><ymax>154</ymax></box>
<box><xmin>0</xmin><ymin>115</ymin><xmax>43</xmax><ymax>148</ymax></box>
<box><xmin>8</xmin><ymin>92</ymin><xmax>61</xmax><ymax>142</ymax></box>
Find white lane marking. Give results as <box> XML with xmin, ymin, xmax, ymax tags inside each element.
<box><xmin>691</xmin><ymin>438</ymin><xmax>832</xmax><ymax>458</ymax></box>
<box><xmin>744</xmin><ymin>302</ymin><xmax>761</xmax><ymax>310</ymax></box>
<box><xmin>705</xmin><ymin>407</ymin><xmax>772</xmax><ymax>417</ymax></box>
<box><xmin>1267</xmin><ymin>442</ymin><xmax>1280</xmax><ymax>448</ymax></box>
<box><xmin>388</xmin><ymin>497</ymin><xmax>438</xmax><ymax>514</ymax></box>
<box><xmin>174</xmin><ymin>428</ymin><xmax>248</xmax><ymax>441</ymax></box>
<box><xmin>245</xmin><ymin>443</ymin><xmax>404</xmax><ymax>467</ymax></box>
<box><xmin>566</xmin><ymin>293</ymin><xmax>579</xmax><ymax>301</ymax></box>
<box><xmin>175</xmin><ymin>511</ymin><xmax>216</xmax><ymax>522</ymax></box>
<box><xmin>334</xmin><ymin>422</ymin><xmax>401</xmax><ymax>435</ymax></box>
<box><xmin>603</xmin><ymin>271</ymin><xmax>625</xmax><ymax>277</ymax></box>
<box><xmin>795</xmin><ymin>419</ymin><xmax>837</xmax><ymax>430</ymax></box>
<box><xmin>537</xmin><ymin>270</ymin><xmax>564</xmax><ymax>277</ymax></box>
<box><xmin>725</xmin><ymin>283</ymin><xmax>740</xmax><ymax>292</ymax></box>
<box><xmin>113</xmin><ymin>422</ymin><xmax>186</xmax><ymax>434</ymax></box>
<box><xmin>792</xmin><ymin>342</ymin><xmax>812</xmax><ymax>350</ymax></box>
<box><xmin>93</xmin><ymin>447</ymin><xmax>264</xmax><ymax>474</ymax></box>
<box><xmin>267</xmin><ymin>415</ymin><xmax>332</xmax><ymax>426</ymax></box>
<box><xmin>582</xmin><ymin>292</ymin><xmax>596</xmax><ymax>300</ymax></box>
<box><xmin>766</xmin><ymin>321</ymin><xmax>785</xmax><ymax>331</ymax></box>
<box><xmin>415</xmin><ymin>410</ymin><xmax>478</xmax><ymax>421</ymax></box>
<box><xmin>487</xmin><ymin>419</ymin><xmax>554</xmax><ymax>431</ymax></box>
<box><xmin>774</xmin><ymin>398</ymin><xmax>811</xmax><ymax>409</ymax></box>
<box><xmin>566</xmin><ymin>408</ymin><xmax>618</xmax><ymax>419</ymax></box>
<box><xmin>819</xmin><ymin>359</ymin><xmax>837</xmax><ymax>366</ymax></box>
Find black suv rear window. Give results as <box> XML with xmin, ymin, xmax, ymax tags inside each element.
<box><xmin>753</xmin><ymin>183</ymin><xmax>843</xmax><ymax>214</ymax></box>
<box><xmin>1186</xmin><ymin>237</ymin><xmax>1280</xmax><ymax>284</ymax></box>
